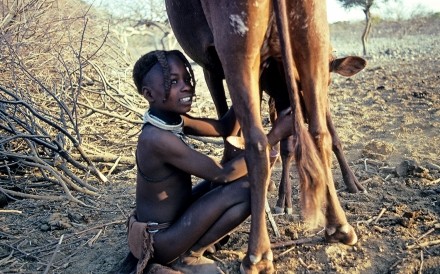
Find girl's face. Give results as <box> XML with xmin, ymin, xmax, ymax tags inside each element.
<box><xmin>145</xmin><ymin>55</ymin><xmax>195</xmax><ymax>116</ymax></box>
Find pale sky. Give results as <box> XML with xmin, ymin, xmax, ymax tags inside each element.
<box><xmin>87</xmin><ymin>0</ymin><xmax>440</xmax><ymax>23</ymax></box>
<box><xmin>327</xmin><ymin>0</ymin><xmax>440</xmax><ymax>23</ymax></box>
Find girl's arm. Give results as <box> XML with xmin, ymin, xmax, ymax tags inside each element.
<box><xmin>182</xmin><ymin>107</ymin><xmax>239</xmax><ymax>137</ymax></box>
<box><xmin>162</xmin><ymin>108</ymin><xmax>292</xmax><ymax>183</ymax></box>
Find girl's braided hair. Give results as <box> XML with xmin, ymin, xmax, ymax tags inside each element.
<box><xmin>133</xmin><ymin>50</ymin><xmax>195</xmax><ymax>101</ymax></box>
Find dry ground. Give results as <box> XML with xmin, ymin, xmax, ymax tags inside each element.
<box><xmin>1</xmin><ymin>16</ymin><xmax>439</xmax><ymax>274</ymax></box>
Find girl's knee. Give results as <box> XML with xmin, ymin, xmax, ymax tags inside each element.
<box><xmin>224</xmin><ymin>179</ymin><xmax>250</xmax><ymax>195</ymax></box>
<box><xmin>225</xmin><ymin>180</ymin><xmax>251</xmax><ymax>206</ymax></box>
<box><xmin>233</xmin><ymin>178</ymin><xmax>250</xmax><ymax>189</ymax></box>
<box><xmin>152</xmin><ymin>242</ymin><xmax>180</xmax><ymax>265</ymax></box>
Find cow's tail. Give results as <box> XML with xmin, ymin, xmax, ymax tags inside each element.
<box><xmin>272</xmin><ymin>0</ymin><xmax>326</xmax><ymax>228</ymax></box>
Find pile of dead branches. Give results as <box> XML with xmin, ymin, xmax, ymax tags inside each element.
<box><xmin>0</xmin><ymin>0</ymin><xmax>154</xmax><ymax>205</ymax></box>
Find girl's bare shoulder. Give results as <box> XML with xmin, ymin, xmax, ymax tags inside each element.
<box><xmin>138</xmin><ymin>125</ymin><xmax>187</xmax><ymax>154</ymax></box>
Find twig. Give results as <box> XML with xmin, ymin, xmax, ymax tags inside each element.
<box><xmin>116</xmin><ymin>203</ymin><xmax>127</xmax><ymax>217</ymax></box>
<box><xmin>406</xmin><ymin>239</ymin><xmax>440</xmax><ymax>250</ymax></box>
<box><xmin>416</xmin><ymin>228</ymin><xmax>435</xmax><ymax>242</ymax></box>
<box><xmin>107</xmin><ymin>156</ymin><xmax>121</xmax><ymax>176</ymax></box>
<box><xmin>70</xmin><ymin>153</ymin><xmax>134</xmax><ymax>165</ymax></box>
<box><xmin>18</xmin><ymin>158</ymin><xmax>91</xmax><ymax>205</ymax></box>
<box><xmin>86</xmin><ymin>60</ymin><xmax>143</xmax><ymax>115</ymax></box>
<box><xmin>271</xmin><ymin>237</ymin><xmax>322</xmax><ymax>249</ymax></box>
<box><xmin>0</xmin><ymin>160</ymin><xmax>18</xmax><ymax>201</ymax></box>
<box><xmin>73</xmin><ymin>219</ymin><xmax>126</xmax><ymax>235</ymax></box>
<box><xmin>298</xmin><ymin>257</ymin><xmax>310</xmax><ymax>269</ymax></box>
<box><xmin>77</xmin><ymin>101</ymin><xmax>141</xmax><ymax>124</ymax></box>
<box><xmin>0</xmin><ymin>209</ymin><xmax>22</xmax><ymax>214</ymax></box>
<box><xmin>373</xmin><ymin>208</ymin><xmax>387</xmax><ymax>224</ymax></box>
<box><xmin>53</xmin><ymin>239</ymin><xmax>90</xmax><ymax>267</ymax></box>
<box><xmin>217</xmin><ymin>249</ymin><xmax>245</xmax><ymax>258</ymax></box>
<box><xmin>275</xmin><ymin>237</ymin><xmax>322</xmax><ymax>258</ymax></box>
<box><xmin>57</xmin><ymin>164</ymin><xmax>99</xmax><ymax>192</ymax></box>
<box><xmin>0</xmin><ymin>230</ymin><xmax>17</xmax><ymax>239</ymax></box>
<box><xmin>277</xmin><ymin>246</ymin><xmax>296</xmax><ymax>257</ymax></box>
<box><xmin>364</xmin><ymin>208</ymin><xmax>386</xmax><ymax>225</ymax></box>
<box><xmin>87</xmin><ymin>229</ymin><xmax>102</xmax><ymax>247</ymax></box>
<box><xmin>418</xmin><ymin>250</ymin><xmax>423</xmax><ymax>274</ymax></box>
<box><xmin>43</xmin><ymin>234</ymin><xmax>64</xmax><ymax>274</ymax></box>
<box><xmin>426</xmin><ymin>162</ymin><xmax>440</xmax><ymax>171</ymax></box>
<box><xmin>373</xmin><ymin>225</ymin><xmax>390</xmax><ymax>233</ymax></box>
<box><xmin>389</xmin><ymin>259</ymin><xmax>402</xmax><ymax>271</ymax></box>
<box><xmin>0</xmin><ymin>87</ymin><xmax>76</xmax><ymax>147</ymax></box>
<box><xmin>1</xmin><ymin>241</ymin><xmax>42</xmax><ymax>262</ymax></box>
<box><xmin>187</xmin><ymin>135</ymin><xmax>224</xmax><ymax>145</ymax></box>
<box><xmin>0</xmin><ymin>186</ymin><xmax>64</xmax><ymax>201</ymax></box>
<box><xmin>265</xmin><ymin>199</ymin><xmax>280</xmax><ymax>238</ymax></box>
<box><xmin>210</xmin><ymin>254</ymin><xmax>226</xmax><ymax>265</ymax></box>
<box><xmin>24</xmin><ymin>237</ymin><xmax>84</xmax><ymax>257</ymax></box>
<box><xmin>0</xmin><ymin>251</ymin><xmax>14</xmax><ymax>266</ymax></box>
<box><xmin>75</xmin><ymin>145</ymin><xmax>108</xmax><ymax>184</ymax></box>
<box><xmin>0</xmin><ymin>0</ymin><xmax>19</xmax><ymax>30</ymax></box>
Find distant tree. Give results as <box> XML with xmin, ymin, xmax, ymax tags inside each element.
<box><xmin>83</xmin><ymin>0</ymin><xmax>174</xmax><ymax>51</ymax></box>
<box><xmin>336</xmin><ymin>0</ymin><xmax>392</xmax><ymax>55</ymax></box>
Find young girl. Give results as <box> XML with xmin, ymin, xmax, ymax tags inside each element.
<box><xmin>127</xmin><ymin>50</ymin><xmax>292</xmax><ymax>274</ymax></box>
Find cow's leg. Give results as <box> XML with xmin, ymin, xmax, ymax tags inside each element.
<box><xmin>274</xmin><ymin>137</ymin><xmax>294</xmax><ymax>214</ymax></box>
<box><xmin>267</xmin><ymin>97</ymin><xmax>279</xmax><ymax>192</ymax></box>
<box><xmin>225</xmin><ymin>68</ymin><xmax>274</xmax><ymax>273</ymax></box>
<box><xmin>287</xmin><ymin>0</ymin><xmax>357</xmax><ymax>244</ymax></box>
<box><xmin>201</xmin><ymin>1</ymin><xmax>274</xmax><ymax>272</ymax></box>
<box><xmin>269</xmin><ymin>100</ymin><xmax>294</xmax><ymax>215</ymax></box>
<box><xmin>203</xmin><ymin>67</ymin><xmax>242</xmax><ymax>164</ymax></box>
<box><xmin>226</xmin><ymin>74</ymin><xmax>273</xmax><ymax>273</ymax></box>
<box><xmin>326</xmin><ymin>109</ymin><xmax>366</xmax><ymax>193</ymax></box>
<box><xmin>204</xmin><ymin>68</ymin><xmax>229</xmax><ymax>118</ymax></box>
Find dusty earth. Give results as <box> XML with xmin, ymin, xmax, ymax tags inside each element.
<box><xmin>1</xmin><ymin>16</ymin><xmax>440</xmax><ymax>274</ymax></box>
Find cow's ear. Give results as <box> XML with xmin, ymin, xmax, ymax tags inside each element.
<box><xmin>330</xmin><ymin>56</ymin><xmax>367</xmax><ymax>76</ymax></box>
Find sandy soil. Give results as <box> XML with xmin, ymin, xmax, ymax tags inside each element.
<box><xmin>1</xmin><ymin>17</ymin><xmax>439</xmax><ymax>274</ymax></box>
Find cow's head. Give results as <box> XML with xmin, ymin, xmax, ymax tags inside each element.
<box><xmin>330</xmin><ymin>56</ymin><xmax>367</xmax><ymax>77</ymax></box>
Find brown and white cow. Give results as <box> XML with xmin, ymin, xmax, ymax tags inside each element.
<box><xmin>165</xmin><ymin>1</ymin><xmax>359</xmax><ymax>272</ymax></box>
<box><xmin>262</xmin><ymin>54</ymin><xmax>367</xmax><ymax>214</ymax></box>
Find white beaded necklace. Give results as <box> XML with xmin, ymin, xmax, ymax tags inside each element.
<box><xmin>143</xmin><ymin>110</ymin><xmax>188</xmax><ymax>144</ymax></box>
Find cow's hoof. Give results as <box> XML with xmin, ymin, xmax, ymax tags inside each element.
<box><xmin>240</xmin><ymin>254</ymin><xmax>275</xmax><ymax>274</ymax></box>
<box><xmin>273</xmin><ymin>206</ymin><xmax>293</xmax><ymax>215</ymax></box>
<box><xmin>273</xmin><ymin>206</ymin><xmax>284</xmax><ymax>214</ymax></box>
<box><xmin>325</xmin><ymin>224</ymin><xmax>358</xmax><ymax>245</ymax></box>
<box><xmin>345</xmin><ymin>181</ymin><xmax>367</xmax><ymax>194</ymax></box>
<box><xmin>240</xmin><ymin>258</ymin><xmax>275</xmax><ymax>274</ymax></box>
<box><xmin>343</xmin><ymin>173</ymin><xmax>367</xmax><ymax>194</ymax></box>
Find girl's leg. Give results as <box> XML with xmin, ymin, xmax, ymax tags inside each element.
<box><xmin>153</xmin><ymin>178</ymin><xmax>251</xmax><ymax>264</ymax></box>
<box><xmin>191</xmin><ymin>179</ymin><xmax>215</xmax><ymax>202</ymax></box>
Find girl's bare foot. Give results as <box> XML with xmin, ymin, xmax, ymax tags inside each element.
<box><xmin>170</xmin><ymin>250</ymin><xmax>224</xmax><ymax>273</ymax></box>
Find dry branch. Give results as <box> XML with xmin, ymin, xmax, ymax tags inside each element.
<box><xmin>406</xmin><ymin>239</ymin><xmax>440</xmax><ymax>250</ymax></box>
<box><xmin>43</xmin><ymin>234</ymin><xmax>64</xmax><ymax>274</ymax></box>
<box><xmin>0</xmin><ymin>186</ymin><xmax>64</xmax><ymax>202</ymax></box>
<box><xmin>0</xmin><ymin>0</ymin><xmax>149</xmax><ymax>205</ymax></box>
<box><xmin>0</xmin><ymin>209</ymin><xmax>23</xmax><ymax>214</ymax></box>
<box><xmin>70</xmin><ymin>153</ymin><xmax>134</xmax><ymax>165</ymax></box>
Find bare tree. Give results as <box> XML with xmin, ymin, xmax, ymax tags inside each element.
<box><xmin>336</xmin><ymin>0</ymin><xmax>392</xmax><ymax>55</ymax></box>
<box><xmin>88</xmin><ymin>0</ymin><xmax>176</xmax><ymax>52</ymax></box>
<box><xmin>0</xmin><ymin>0</ymin><xmax>146</xmax><ymax>205</ymax></box>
